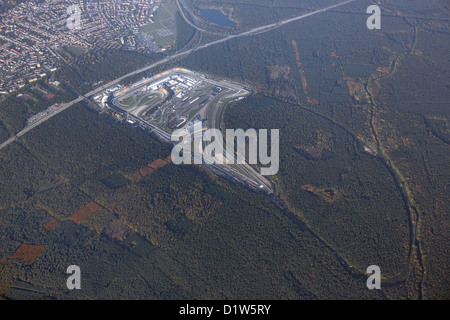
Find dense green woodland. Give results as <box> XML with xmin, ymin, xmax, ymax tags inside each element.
<box><xmin>0</xmin><ymin>0</ymin><xmax>448</xmax><ymax>299</ymax></box>
<box><xmin>225</xmin><ymin>95</ymin><xmax>411</xmax><ymax>279</ymax></box>
<box><xmin>0</xmin><ymin>104</ymin><xmax>388</xmax><ymax>299</ymax></box>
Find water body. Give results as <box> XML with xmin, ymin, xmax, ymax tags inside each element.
<box><xmin>199</xmin><ymin>9</ymin><xmax>237</xmax><ymax>27</ymax></box>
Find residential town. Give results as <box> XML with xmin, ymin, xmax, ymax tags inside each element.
<box><xmin>0</xmin><ymin>0</ymin><xmax>167</xmax><ymax>93</ymax></box>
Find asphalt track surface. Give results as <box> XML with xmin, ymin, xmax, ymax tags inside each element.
<box><xmin>0</xmin><ymin>0</ymin><xmax>357</xmax><ymax>152</ymax></box>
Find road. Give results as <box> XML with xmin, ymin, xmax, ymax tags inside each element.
<box><xmin>175</xmin><ymin>0</ymin><xmax>211</xmax><ymax>34</ymax></box>
<box><xmin>0</xmin><ymin>96</ymin><xmax>84</xmax><ymax>150</ymax></box>
<box><xmin>0</xmin><ymin>0</ymin><xmax>357</xmax><ymax>152</ymax></box>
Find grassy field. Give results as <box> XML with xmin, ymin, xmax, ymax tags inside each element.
<box><xmin>140</xmin><ymin>4</ymin><xmax>177</xmax><ymax>50</ymax></box>
<box><xmin>117</xmin><ymin>91</ymin><xmax>164</xmax><ymax>111</ymax></box>
<box><xmin>117</xmin><ymin>95</ymin><xmax>135</xmax><ymax>108</ymax></box>
<box><xmin>64</xmin><ymin>46</ymin><xmax>88</xmax><ymax>58</ymax></box>
<box><xmin>137</xmin><ymin>94</ymin><xmax>160</xmax><ymax>107</ymax></box>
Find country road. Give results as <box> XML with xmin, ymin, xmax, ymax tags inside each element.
<box><xmin>0</xmin><ymin>0</ymin><xmax>357</xmax><ymax>152</ymax></box>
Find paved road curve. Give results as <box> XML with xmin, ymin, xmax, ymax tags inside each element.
<box><xmin>0</xmin><ymin>0</ymin><xmax>357</xmax><ymax>152</ymax></box>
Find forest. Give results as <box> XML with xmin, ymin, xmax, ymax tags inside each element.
<box><xmin>0</xmin><ymin>103</ymin><xmax>389</xmax><ymax>299</ymax></box>
<box><xmin>0</xmin><ymin>0</ymin><xmax>448</xmax><ymax>300</ymax></box>
<box><xmin>169</xmin><ymin>0</ymin><xmax>449</xmax><ymax>298</ymax></box>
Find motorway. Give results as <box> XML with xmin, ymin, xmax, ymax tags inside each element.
<box><xmin>0</xmin><ymin>0</ymin><xmax>357</xmax><ymax>152</ymax></box>
<box><xmin>0</xmin><ymin>96</ymin><xmax>84</xmax><ymax>150</ymax></box>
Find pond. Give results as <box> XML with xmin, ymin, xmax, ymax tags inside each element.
<box><xmin>199</xmin><ymin>8</ymin><xmax>237</xmax><ymax>27</ymax></box>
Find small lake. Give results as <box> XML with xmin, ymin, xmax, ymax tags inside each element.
<box><xmin>199</xmin><ymin>9</ymin><xmax>237</xmax><ymax>27</ymax></box>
